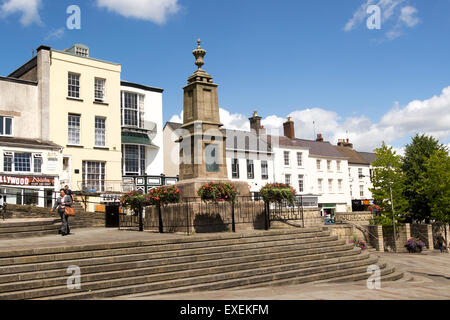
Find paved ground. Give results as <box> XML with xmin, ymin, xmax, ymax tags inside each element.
<box><xmin>0</xmin><ymin>225</ymin><xmax>449</xmax><ymax>300</ymax></box>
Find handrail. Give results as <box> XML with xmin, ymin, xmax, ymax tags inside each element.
<box><xmin>335</xmin><ymin>220</ymin><xmax>380</xmax><ymax>244</ymax></box>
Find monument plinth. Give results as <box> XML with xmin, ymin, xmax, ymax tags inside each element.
<box><xmin>176</xmin><ymin>40</ymin><xmax>250</xmax><ymax>198</ymax></box>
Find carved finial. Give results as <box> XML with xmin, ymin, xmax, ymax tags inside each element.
<box><xmin>287</xmin><ymin>116</ymin><xmax>292</xmax><ymax>122</ymax></box>
<box><xmin>193</xmin><ymin>39</ymin><xmax>206</xmax><ymax>70</ymax></box>
<box><xmin>253</xmin><ymin>111</ymin><xmax>258</xmax><ymax>117</ymax></box>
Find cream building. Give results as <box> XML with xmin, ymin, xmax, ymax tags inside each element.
<box><xmin>8</xmin><ymin>44</ymin><xmax>122</xmax><ymax>195</ymax></box>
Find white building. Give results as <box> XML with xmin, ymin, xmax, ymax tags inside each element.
<box><xmin>121</xmin><ymin>81</ymin><xmax>164</xmax><ymax>178</ymax></box>
<box><xmin>0</xmin><ymin>76</ymin><xmax>63</xmax><ymax>207</ymax></box>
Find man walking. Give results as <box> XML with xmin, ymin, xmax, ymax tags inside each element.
<box><xmin>51</xmin><ymin>189</ymin><xmax>73</xmax><ymax>236</ymax></box>
<box><xmin>436</xmin><ymin>233</ymin><xmax>447</xmax><ymax>253</ymax></box>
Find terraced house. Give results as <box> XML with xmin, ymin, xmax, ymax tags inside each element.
<box><xmin>7</xmin><ymin>44</ymin><xmax>123</xmax><ymax>196</ymax></box>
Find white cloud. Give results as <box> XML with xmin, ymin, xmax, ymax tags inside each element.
<box><xmin>169</xmin><ymin>86</ymin><xmax>450</xmax><ymax>152</ymax></box>
<box><xmin>96</xmin><ymin>0</ymin><xmax>179</xmax><ymax>24</ymax></box>
<box><xmin>0</xmin><ymin>0</ymin><xmax>42</xmax><ymax>26</ymax></box>
<box><xmin>344</xmin><ymin>0</ymin><xmax>419</xmax><ymax>40</ymax></box>
<box><xmin>44</xmin><ymin>27</ymin><xmax>64</xmax><ymax>41</ymax></box>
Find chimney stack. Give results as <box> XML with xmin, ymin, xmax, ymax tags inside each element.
<box><xmin>249</xmin><ymin>111</ymin><xmax>266</xmax><ymax>136</ymax></box>
<box><xmin>337</xmin><ymin>138</ymin><xmax>353</xmax><ymax>148</ymax></box>
<box><xmin>316</xmin><ymin>134</ymin><xmax>324</xmax><ymax>142</ymax></box>
<box><xmin>283</xmin><ymin>117</ymin><xmax>295</xmax><ymax>140</ymax></box>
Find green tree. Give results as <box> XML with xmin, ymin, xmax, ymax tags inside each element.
<box><xmin>370</xmin><ymin>142</ymin><xmax>408</xmax><ymax>226</ymax></box>
<box><xmin>420</xmin><ymin>149</ymin><xmax>450</xmax><ymax>241</ymax></box>
<box><xmin>402</xmin><ymin>134</ymin><xmax>446</xmax><ymax>222</ymax></box>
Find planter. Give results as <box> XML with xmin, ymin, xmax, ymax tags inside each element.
<box><xmin>407</xmin><ymin>247</ymin><xmax>422</xmax><ymax>254</ymax></box>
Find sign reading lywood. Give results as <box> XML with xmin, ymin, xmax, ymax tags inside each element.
<box><xmin>0</xmin><ymin>175</ymin><xmax>55</xmax><ymax>187</ymax></box>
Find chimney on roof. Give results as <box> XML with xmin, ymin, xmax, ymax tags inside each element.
<box><xmin>337</xmin><ymin>138</ymin><xmax>353</xmax><ymax>148</ymax></box>
<box><xmin>249</xmin><ymin>111</ymin><xmax>266</xmax><ymax>136</ymax></box>
<box><xmin>316</xmin><ymin>134</ymin><xmax>324</xmax><ymax>142</ymax></box>
<box><xmin>283</xmin><ymin>117</ymin><xmax>295</xmax><ymax>140</ymax></box>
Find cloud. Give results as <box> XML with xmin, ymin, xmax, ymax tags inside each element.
<box><xmin>96</xmin><ymin>0</ymin><xmax>179</xmax><ymax>24</ymax></box>
<box><xmin>169</xmin><ymin>87</ymin><xmax>450</xmax><ymax>152</ymax></box>
<box><xmin>0</xmin><ymin>0</ymin><xmax>42</xmax><ymax>26</ymax></box>
<box><xmin>44</xmin><ymin>27</ymin><xmax>65</xmax><ymax>41</ymax></box>
<box><xmin>344</xmin><ymin>0</ymin><xmax>419</xmax><ymax>40</ymax></box>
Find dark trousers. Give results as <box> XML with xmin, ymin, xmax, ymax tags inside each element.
<box><xmin>59</xmin><ymin>211</ymin><xmax>70</xmax><ymax>235</ymax></box>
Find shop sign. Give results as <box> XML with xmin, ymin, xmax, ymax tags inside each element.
<box><xmin>0</xmin><ymin>175</ymin><xmax>55</xmax><ymax>187</ymax></box>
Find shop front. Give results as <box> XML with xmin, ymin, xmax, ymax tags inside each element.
<box><xmin>320</xmin><ymin>203</ymin><xmax>336</xmax><ymax>225</ymax></box>
<box><xmin>0</xmin><ymin>175</ymin><xmax>58</xmax><ymax>208</ymax></box>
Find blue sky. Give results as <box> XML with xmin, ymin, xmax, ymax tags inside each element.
<box><xmin>0</xmin><ymin>0</ymin><xmax>449</xmax><ymax>152</ymax></box>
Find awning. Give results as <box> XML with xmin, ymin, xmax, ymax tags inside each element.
<box><xmin>122</xmin><ymin>132</ymin><xmax>157</xmax><ymax>147</ymax></box>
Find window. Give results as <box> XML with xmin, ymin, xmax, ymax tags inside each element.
<box><xmin>232</xmin><ymin>159</ymin><xmax>240</xmax><ymax>179</ymax></box>
<box><xmin>123</xmin><ymin>145</ymin><xmax>146</xmax><ymax>176</ymax></box>
<box><xmin>121</xmin><ymin>92</ymin><xmax>145</xmax><ymax>128</ymax></box>
<box><xmin>234</xmin><ymin>137</ymin><xmax>238</xmax><ymax>149</ymax></box>
<box><xmin>297</xmin><ymin>152</ymin><xmax>303</xmax><ymax>167</ymax></box>
<box><xmin>0</xmin><ymin>117</ymin><xmax>13</xmax><ymax>136</ymax></box>
<box><xmin>338</xmin><ymin>179</ymin><xmax>343</xmax><ymax>193</ymax></box>
<box><xmin>3</xmin><ymin>153</ymin><xmax>12</xmax><ymax>172</ymax></box>
<box><xmin>82</xmin><ymin>161</ymin><xmax>105</xmax><ymax>192</ymax></box>
<box><xmin>328</xmin><ymin>179</ymin><xmax>333</xmax><ymax>193</ymax></box>
<box><xmin>318</xmin><ymin>179</ymin><xmax>323</xmax><ymax>193</ymax></box>
<box><xmin>95</xmin><ymin>78</ymin><xmax>106</xmax><ymax>102</ymax></box>
<box><xmin>68</xmin><ymin>114</ymin><xmax>81</xmax><ymax>145</ymax></box>
<box><xmin>284</xmin><ymin>151</ymin><xmax>290</xmax><ymax>166</ymax></box>
<box><xmin>68</xmin><ymin>73</ymin><xmax>80</xmax><ymax>98</ymax></box>
<box><xmin>327</xmin><ymin>160</ymin><xmax>332</xmax><ymax>171</ymax></box>
<box><xmin>360</xmin><ymin>185</ymin><xmax>364</xmax><ymax>198</ymax></box>
<box><xmin>34</xmin><ymin>154</ymin><xmax>42</xmax><ymax>173</ymax></box>
<box><xmin>14</xmin><ymin>153</ymin><xmax>31</xmax><ymax>172</ymax></box>
<box><xmin>350</xmin><ymin>186</ymin><xmax>353</xmax><ymax>197</ymax></box>
<box><xmin>95</xmin><ymin>117</ymin><xmax>106</xmax><ymax>147</ymax></box>
<box><xmin>247</xmin><ymin>160</ymin><xmax>254</xmax><ymax>179</ymax></box>
<box><xmin>285</xmin><ymin>174</ymin><xmax>291</xmax><ymax>185</ymax></box>
<box><xmin>316</xmin><ymin>160</ymin><xmax>321</xmax><ymax>170</ymax></box>
<box><xmin>298</xmin><ymin>175</ymin><xmax>304</xmax><ymax>193</ymax></box>
<box><xmin>359</xmin><ymin>168</ymin><xmax>364</xmax><ymax>179</ymax></box>
<box><xmin>245</xmin><ymin>136</ymin><xmax>250</xmax><ymax>151</ymax></box>
<box><xmin>337</xmin><ymin>161</ymin><xmax>341</xmax><ymax>172</ymax></box>
<box><xmin>261</xmin><ymin>160</ymin><xmax>268</xmax><ymax>180</ymax></box>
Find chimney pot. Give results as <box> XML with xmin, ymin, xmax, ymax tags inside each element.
<box><xmin>316</xmin><ymin>134</ymin><xmax>324</xmax><ymax>142</ymax></box>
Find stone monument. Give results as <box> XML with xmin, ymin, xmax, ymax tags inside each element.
<box><xmin>176</xmin><ymin>40</ymin><xmax>250</xmax><ymax>198</ymax></box>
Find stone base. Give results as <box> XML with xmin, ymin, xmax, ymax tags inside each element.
<box><xmin>176</xmin><ymin>178</ymin><xmax>251</xmax><ymax>199</ymax></box>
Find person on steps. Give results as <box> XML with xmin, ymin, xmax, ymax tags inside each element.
<box><xmin>51</xmin><ymin>189</ymin><xmax>73</xmax><ymax>236</ymax></box>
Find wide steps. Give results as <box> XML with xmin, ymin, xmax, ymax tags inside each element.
<box><xmin>0</xmin><ymin>227</ymin><xmax>402</xmax><ymax>300</ymax></box>
<box><xmin>0</xmin><ymin>219</ymin><xmax>60</xmax><ymax>239</ymax></box>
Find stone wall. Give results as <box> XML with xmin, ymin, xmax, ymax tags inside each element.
<box><xmin>410</xmin><ymin>224</ymin><xmax>434</xmax><ymax>249</ymax></box>
<box><xmin>367</xmin><ymin>225</ymin><xmax>384</xmax><ymax>252</ymax></box>
<box><xmin>336</xmin><ymin>211</ymin><xmax>375</xmax><ymax>225</ymax></box>
<box><xmin>327</xmin><ymin>225</ymin><xmax>365</xmax><ymax>243</ymax></box>
<box><xmin>6</xmin><ymin>204</ymin><xmax>105</xmax><ymax>228</ymax></box>
<box><xmin>383</xmin><ymin>224</ymin><xmax>411</xmax><ymax>252</ymax></box>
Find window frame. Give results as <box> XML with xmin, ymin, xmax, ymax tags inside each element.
<box><xmin>94</xmin><ymin>117</ymin><xmax>106</xmax><ymax>147</ymax></box>
<box><xmin>82</xmin><ymin>161</ymin><xmax>106</xmax><ymax>192</ymax></box>
<box><xmin>68</xmin><ymin>114</ymin><xmax>81</xmax><ymax>146</ymax></box>
<box><xmin>231</xmin><ymin>159</ymin><xmax>240</xmax><ymax>179</ymax></box>
<box><xmin>68</xmin><ymin>72</ymin><xmax>81</xmax><ymax>99</ymax></box>
<box><xmin>261</xmin><ymin>160</ymin><xmax>269</xmax><ymax>180</ymax></box>
<box><xmin>285</xmin><ymin>174</ymin><xmax>291</xmax><ymax>186</ymax></box>
<box><xmin>94</xmin><ymin>78</ymin><xmax>106</xmax><ymax>102</ymax></box>
<box><xmin>297</xmin><ymin>152</ymin><xmax>303</xmax><ymax>167</ymax></box>
<box><xmin>284</xmin><ymin>151</ymin><xmax>290</xmax><ymax>166</ymax></box>
<box><xmin>122</xmin><ymin>145</ymin><xmax>146</xmax><ymax>176</ymax></box>
<box><xmin>298</xmin><ymin>175</ymin><xmax>304</xmax><ymax>193</ymax></box>
<box><xmin>0</xmin><ymin>116</ymin><xmax>13</xmax><ymax>137</ymax></box>
<box><xmin>247</xmin><ymin>159</ymin><xmax>254</xmax><ymax>179</ymax></box>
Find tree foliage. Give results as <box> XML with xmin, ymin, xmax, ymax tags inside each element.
<box><xmin>370</xmin><ymin>142</ymin><xmax>408</xmax><ymax>226</ymax></box>
<box><xmin>420</xmin><ymin>148</ymin><xmax>450</xmax><ymax>224</ymax></box>
<box><xmin>402</xmin><ymin>134</ymin><xmax>446</xmax><ymax>222</ymax></box>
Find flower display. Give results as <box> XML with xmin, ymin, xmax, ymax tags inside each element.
<box><xmin>147</xmin><ymin>186</ymin><xmax>181</xmax><ymax>206</ymax></box>
<box><xmin>120</xmin><ymin>190</ymin><xmax>146</xmax><ymax>214</ymax></box>
<box><xmin>405</xmin><ymin>238</ymin><xmax>425</xmax><ymax>253</ymax></box>
<box><xmin>350</xmin><ymin>239</ymin><xmax>367</xmax><ymax>250</ymax></box>
<box><xmin>259</xmin><ymin>183</ymin><xmax>297</xmax><ymax>204</ymax></box>
<box><xmin>197</xmin><ymin>182</ymin><xmax>237</xmax><ymax>203</ymax></box>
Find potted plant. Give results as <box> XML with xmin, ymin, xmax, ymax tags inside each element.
<box><xmin>405</xmin><ymin>238</ymin><xmax>426</xmax><ymax>253</ymax></box>
<box><xmin>197</xmin><ymin>182</ymin><xmax>237</xmax><ymax>203</ymax></box>
<box><xmin>259</xmin><ymin>183</ymin><xmax>297</xmax><ymax>205</ymax></box>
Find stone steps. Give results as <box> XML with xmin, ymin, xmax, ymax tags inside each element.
<box><xmin>0</xmin><ymin>228</ymin><xmax>403</xmax><ymax>300</ymax></box>
<box><xmin>0</xmin><ymin>219</ymin><xmax>60</xmax><ymax>239</ymax></box>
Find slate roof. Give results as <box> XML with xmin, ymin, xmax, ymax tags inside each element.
<box><xmin>164</xmin><ymin>122</ymin><xmax>182</xmax><ymax>131</ymax></box>
<box><xmin>335</xmin><ymin>146</ymin><xmax>370</xmax><ymax>165</ymax></box>
<box><xmin>271</xmin><ymin>136</ymin><xmax>347</xmax><ymax>159</ymax></box>
<box><xmin>359</xmin><ymin>152</ymin><xmax>377</xmax><ymax>164</ymax></box>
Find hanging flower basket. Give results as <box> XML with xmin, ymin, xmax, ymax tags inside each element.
<box><xmin>197</xmin><ymin>182</ymin><xmax>237</xmax><ymax>203</ymax></box>
<box><xmin>147</xmin><ymin>186</ymin><xmax>181</xmax><ymax>207</ymax></box>
<box><xmin>120</xmin><ymin>190</ymin><xmax>146</xmax><ymax>215</ymax></box>
<box><xmin>260</xmin><ymin>183</ymin><xmax>297</xmax><ymax>204</ymax></box>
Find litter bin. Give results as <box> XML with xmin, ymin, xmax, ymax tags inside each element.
<box><xmin>105</xmin><ymin>203</ymin><xmax>120</xmax><ymax>228</ymax></box>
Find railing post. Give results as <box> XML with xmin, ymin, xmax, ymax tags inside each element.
<box><xmin>231</xmin><ymin>201</ymin><xmax>236</xmax><ymax>233</ymax></box>
<box><xmin>158</xmin><ymin>205</ymin><xmax>164</xmax><ymax>233</ymax></box>
<box><xmin>139</xmin><ymin>208</ymin><xmax>144</xmax><ymax>232</ymax></box>
<box><xmin>161</xmin><ymin>174</ymin><xmax>166</xmax><ymax>187</ymax></box>
<box><xmin>144</xmin><ymin>175</ymin><xmax>148</xmax><ymax>194</ymax></box>
<box><xmin>264</xmin><ymin>201</ymin><xmax>270</xmax><ymax>231</ymax></box>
